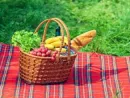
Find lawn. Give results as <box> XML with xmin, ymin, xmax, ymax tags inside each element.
<box><xmin>0</xmin><ymin>0</ymin><xmax>130</xmax><ymax>56</ymax></box>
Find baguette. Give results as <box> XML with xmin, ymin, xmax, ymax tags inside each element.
<box><xmin>71</xmin><ymin>30</ymin><xmax>96</xmax><ymax>51</ymax></box>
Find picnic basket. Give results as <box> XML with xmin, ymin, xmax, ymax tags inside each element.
<box><xmin>19</xmin><ymin>18</ymin><xmax>77</xmax><ymax>84</ymax></box>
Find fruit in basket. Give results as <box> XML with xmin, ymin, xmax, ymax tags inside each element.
<box><xmin>53</xmin><ymin>50</ymin><xmax>58</xmax><ymax>54</ymax></box>
<box><xmin>30</xmin><ymin>47</ymin><xmax>49</xmax><ymax>57</ymax></box>
<box><xmin>55</xmin><ymin>48</ymin><xmax>66</xmax><ymax>53</ymax></box>
<box><xmin>44</xmin><ymin>44</ymin><xmax>54</xmax><ymax>50</ymax></box>
<box><xmin>51</xmin><ymin>41</ymin><xmax>63</xmax><ymax>48</ymax></box>
<box><xmin>51</xmin><ymin>50</ymin><xmax>58</xmax><ymax>61</ymax></box>
<box><xmin>46</xmin><ymin>50</ymin><xmax>51</xmax><ymax>56</ymax></box>
<box><xmin>37</xmin><ymin>52</ymin><xmax>42</xmax><ymax>56</ymax></box>
<box><xmin>45</xmin><ymin>36</ymin><xmax>68</xmax><ymax>48</ymax></box>
<box><xmin>29</xmin><ymin>45</ymin><xmax>59</xmax><ymax>61</ymax></box>
<box><xmin>50</xmin><ymin>57</ymin><xmax>55</xmax><ymax>61</ymax></box>
<box><xmin>41</xmin><ymin>47</ymin><xmax>48</xmax><ymax>53</ymax></box>
<box><xmin>57</xmin><ymin>36</ymin><xmax>68</xmax><ymax>45</ymax></box>
<box><xmin>45</xmin><ymin>37</ymin><xmax>60</xmax><ymax>44</ymax></box>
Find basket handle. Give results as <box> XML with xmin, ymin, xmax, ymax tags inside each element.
<box><xmin>34</xmin><ymin>19</ymin><xmax>49</xmax><ymax>34</ymax></box>
<box><xmin>51</xmin><ymin>18</ymin><xmax>71</xmax><ymax>58</ymax></box>
<box><xmin>43</xmin><ymin>18</ymin><xmax>71</xmax><ymax>60</ymax></box>
<box><xmin>42</xmin><ymin>18</ymin><xmax>66</xmax><ymax>60</ymax></box>
<box><xmin>34</xmin><ymin>18</ymin><xmax>71</xmax><ymax>60</ymax></box>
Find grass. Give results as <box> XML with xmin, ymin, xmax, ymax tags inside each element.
<box><xmin>0</xmin><ymin>0</ymin><xmax>130</xmax><ymax>56</ymax></box>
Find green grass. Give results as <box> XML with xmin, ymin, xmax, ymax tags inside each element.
<box><xmin>0</xmin><ymin>0</ymin><xmax>130</xmax><ymax>56</ymax></box>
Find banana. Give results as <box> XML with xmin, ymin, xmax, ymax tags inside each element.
<box><xmin>55</xmin><ymin>48</ymin><xmax>66</xmax><ymax>53</ymax></box>
<box><xmin>45</xmin><ymin>44</ymin><xmax>54</xmax><ymax>50</ymax></box>
<box><xmin>45</xmin><ymin>37</ymin><xmax>60</xmax><ymax>44</ymax></box>
<box><xmin>45</xmin><ymin>36</ymin><xmax>68</xmax><ymax>44</ymax></box>
<box><xmin>51</xmin><ymin>41</ymin><xmax>64</xmax><ymax>48</ymax></box>
<box><xmin>64</xmin><ymin>39</ymin><xmax>68</xmax><ymax>45</ymax></box>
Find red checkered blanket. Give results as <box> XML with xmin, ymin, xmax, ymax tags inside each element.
<box><xmin>0</xmin><ymin>43</ymin><xmax>130</xmax><ymax>98</ymax></box>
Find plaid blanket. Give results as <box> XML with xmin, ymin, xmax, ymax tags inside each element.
<box><xmin>0</xmin><ymin>43</ymin><xmax>130</xmax><ymax>98</ymax></box>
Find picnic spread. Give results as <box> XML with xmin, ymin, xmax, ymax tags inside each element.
<box><xmin>11</xmin><ymin>18</ymin><xmax>96</xmax><ymax>85</ymax></box>
<box><xmin>0</xmin><ymin>18</ymin><xmax>130</xmax><ymax>98</ymax></box>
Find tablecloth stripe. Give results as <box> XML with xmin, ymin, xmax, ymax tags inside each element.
<box><xmin>27</xmin><ymin>82</ymin><xmax>33</xmax><ymax>98</ymax></box>
<box><xmin>83</xmin><ymin>54</ymin><xmax>89</xmax><ymax>98</ymax></box>
<box><xmin>53</xmin><ymin>85</ymin><xmax>56</xmax><ymax>98</ymax></box>
<box><xmin>86</xmin><ymin>54</ymin><xmax>93</xmax><ymax>98</ymax></box>
<box><xmin>0</xmin><ymin>45</ymin><xmax>8</xmax><ymax>97</ymax></box>
<box><xmin>0</xmin><ymin>45</ymin><xmax>13</xmax><ymax>97</ymax></box>
<box><xmin>0</xmin><ymin>46</ymin><xmax>6</xmax><ymax>74</ymax></box>
<box><xmin>15</xmin><ymin>76</ymin><xmax>21</xmax><ymax>98</ymax></box>
<box><xmin>100</xmin><ymin>56</ymin><xmax>109</xmax><ymax>98</ymax></box>
<box><xmin>29</xmin><ymin>85</ymin><xmax>34</xmax><ymax>98</ymax></box>
<box><xmin>22</xmin><ymin>83</ymin><xmax>27</xmax><ymax>98</ymax></box>
<box><xmin>103</xmin><ymin>55</ymin><xmax>111</xmax><ymax>97</ymax></box>
<box><xmin>0</xmin><ymin>45</ymin><xmax>8</xmax><ymax>72</ymax></box>
<box><xmin>126</xmin><ymin>57</ymin><xmax>130</xmax><ymax>82</ymax></box>
<box><xmin>112</xmin><ymin>56</ymin><xmax>122</xmax><ymax>98</ymax></box>
<box><xmin>0</xmin><ymin>44</ymin><xmax>2</xmax><ymax>52</ymax></box>
<box><xmin>74</xmin><ymin>56</ymin><xmax>80</xmax><ymax>98</ymax></box>
<box><xmin>81</xmin><ymin>53</ymin><xmax>87</xmax><ymax>98</ymax></box>
<box><xmin>59</xmin><ymin>84</ymin><xmax>63</xmax><ymax>98</ymax></box>
<box><xmin>116</xmin><ymin>57</ymin><xmax>130</xmax><ymax>98</ymax></box>
<box><xmin>45</xmin><ymin>85</ymin><xmax>50</xmax><ymax>98</ymax></box>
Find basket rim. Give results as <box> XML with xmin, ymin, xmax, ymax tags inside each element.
<box><xmin>20</xmin><ymin>48</ymin><xmax>77</xmax><ymax>59</ymax></box>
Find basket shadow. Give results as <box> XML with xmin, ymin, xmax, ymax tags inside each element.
<box><xmin>64</xmin><ymin>64</ymin><xmax>127</xmax><ymax>86</ymax></box>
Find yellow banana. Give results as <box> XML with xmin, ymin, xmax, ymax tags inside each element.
<box><xmin>45</xmin><ymin>37</ymin><xmax>60</xmax><ymax>44</ymax></box>
<box><xmin>64</xmin><ymin>39</ymin><xmax>68</xmax><ymax>45</ymax></box>
<box><xmin>51</xmin><ymin>41</ymin><xmax>64</xmax><ymax>48</ymax></box>
<box><xmin>55</xmin><ymin>36</ymin><xmax>68</xmax><ymax>45</ymax></box>
<box><xmin>45</xmin><ymin>44</ymin><xmax>54</xmax><ymax>50</ymax></box>
<box><xmin>45</xmin><ymin>36</ymin><xmax>68</xmax><ymax>45</ymax></box>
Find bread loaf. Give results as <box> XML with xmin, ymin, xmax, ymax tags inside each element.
<box><xmin>71</xmin><ymin>30</ymin><xmax>96</xmax><ymax>51</ymax></box>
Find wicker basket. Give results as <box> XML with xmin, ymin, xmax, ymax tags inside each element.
<box><xmin>19</xmin><ymin>18</ymin><xmax>77</xmax><ymax>84</ymax></box>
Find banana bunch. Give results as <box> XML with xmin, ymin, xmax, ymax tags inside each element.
<box><xmin>44</xmin><ymin>36</ymin><xmax>68</xmax><ymax>53</ymax></box>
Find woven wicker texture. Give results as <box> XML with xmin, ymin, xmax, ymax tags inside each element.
<box><xmin>19</xmin><ymin>18</ymin><xmax>77</xmax><ymax>84</ymax></box>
